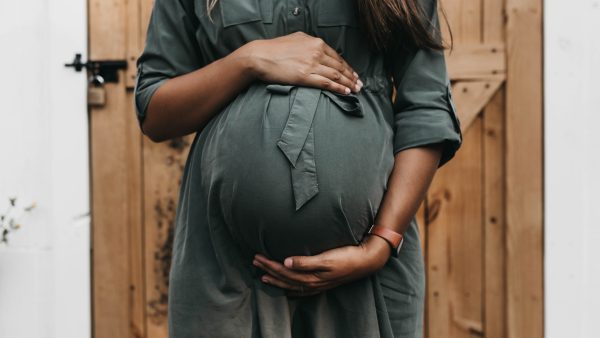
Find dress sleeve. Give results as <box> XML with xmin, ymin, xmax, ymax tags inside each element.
<box><xmin>385</xmin><ymin>0</ymin><xmax>462</xmax><ymax>168</ymax></box>
<box><xmin>134</xmin><ymin>0</ymin><xmax>205</xmax><ymax>124</ymax></box>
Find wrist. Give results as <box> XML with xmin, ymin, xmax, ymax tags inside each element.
<box><xmin>234</xmin><ymin>40</ymin><xmax>264</xmax><ymax>81</ymax></box>
<box><xmin>360</xmin><ymin>235</ymin><xmax>392</xmax><ymax>271</ymax></box>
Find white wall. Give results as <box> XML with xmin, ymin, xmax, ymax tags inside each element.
<box><xmin>545</xmin><ymin>1</ymin><xmax>600</xmax><ymax>338</ymax></box>
<box><xmin>0</xmin><ymin>1</ymin><xmax>90</xmax><ymax>338</ymax></box>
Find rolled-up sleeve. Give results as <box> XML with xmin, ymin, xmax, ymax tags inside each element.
<box><xmin>134</xmin><ymin>0</ymin><xmax>205</xmax><ymax>124</ymax></box>
<box><xmin>385</xmin><ymin>0</ymin><xmax>462</xmax><ymax>167</ymax></box>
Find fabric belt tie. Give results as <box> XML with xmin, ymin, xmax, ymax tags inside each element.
<box><xmin>266</xmin><ymin>84</ymin><xmax>364</xmax><ymax>211</ymax></box>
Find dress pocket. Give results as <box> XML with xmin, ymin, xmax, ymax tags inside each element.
<box><xmin>316</xmin><ymin>0</ymin><xmax>359</xmax><ymax>27</ymax></box>
<box><xmin>380</xmin><ymin>282</ymin><xmax>423</xmax><ymax>335</ymax></box>
<box><xmin>219</xmin><ymin>0</ymin><xmax>270</xmax><ymax>27</ymax></box>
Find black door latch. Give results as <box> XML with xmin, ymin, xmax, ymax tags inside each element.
<box><xmin>65</xmin><ymin>53</ymin><xmax>128</xmax><ymax>83</ymax></box>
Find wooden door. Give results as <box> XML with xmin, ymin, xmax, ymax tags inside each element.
<box><xmin>89</xmin><ymin>0</ymin><xmax>543</xmax><ymax>338</ymax></box>
<box><xmin>417</xmin><ymin>1</ymin><xmax>543</xmax><ymax>338</ymax></box>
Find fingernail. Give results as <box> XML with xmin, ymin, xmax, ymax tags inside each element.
<box><xmin>252</xmin><ymin>260</ymin><xmax>259</xmax><ymax>266</ymax></box>
<box><xmin>357</xmin><ymin>79</ymin><xmax>363</xmax><ymax>88</ymax></box>
<box><xmin>261</xmin><ymin>276</ymin><xmax>269</xmax><ymax>284</ymax></box>
<box><xmin>344</xmin><ymin>87</ymin><xmax>350</xmax><ymax>94</ymax></box>
<box><xmin>284</xmin><ymin>258</ymin><xmax>293</xmax><ymax>268</ymax></box>
<box><xmin>354</xmin><ymin>84</ymin><xmax>360</xmax><ymax>92</ymax></box>
<box><xmin>353</xmin><ymin>71</ymin><xmax>358</xmax><ymax>78</ymax></box>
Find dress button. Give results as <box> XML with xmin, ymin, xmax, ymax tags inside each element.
<box><xmin>292</xmin><ymin>7</ymin><xmax>301</xmax><ymax>16</ymax></box>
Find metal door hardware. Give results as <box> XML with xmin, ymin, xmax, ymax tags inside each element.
<box><xmin>65</xmin><ymin>53</ymin><xmax>127</xmax><ymax>83</ymax></box>
<box><xmin>88</xmin><ymin>74</ymin><xmax>107</xmax><ymax>107</ymax></box>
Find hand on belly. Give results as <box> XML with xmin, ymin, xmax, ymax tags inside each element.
<box><xmin>200</xmin><ymin>82</ymin><xmax>394</xmax><ymax>261</ymax></box>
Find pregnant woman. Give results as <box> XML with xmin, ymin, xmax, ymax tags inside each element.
<box><xmin>134</xmin><ymin>0</ymin><xmax>462</xmax><ymax>337</ymax></box>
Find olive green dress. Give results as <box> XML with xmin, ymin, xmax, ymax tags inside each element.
<box><xmin>134</xmin><ymin>0</ymin><xmax>462</xmax><ymax>337</ymax></box>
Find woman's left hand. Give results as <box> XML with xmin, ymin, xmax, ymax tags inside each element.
<box><xmin>253</xmin><ymin>234</ymin><xmax>392</xmax><ymax>297</ymax></box>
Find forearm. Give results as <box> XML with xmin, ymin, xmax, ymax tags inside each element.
<box><xmin>360</xmin><ymin>143</ymin><xmax>443</xmax><ymax>261</ymax></box>
<box><xmin>375</xmin><ymin>143</ymin><xmax>444</xmax><ymax>234</ymax></box>
<box><xmin>141</xmin><ymin>32</ymin><xmax>362</xmax><ymax>142</ymax></box>
<box><xmin>142</xmin><ymin>44</ymin><xmax>257</xmax><ymax>142</ymax></box>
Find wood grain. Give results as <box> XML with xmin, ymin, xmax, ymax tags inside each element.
<box><xmin>143</xmin><ymin>136</ymin><xmax>193</xmax><ymax>338</ymax></box>
<box><xmin>452</xmin><ymin>80</ymin><xmax>503</xmax><ymax>133</ymax></box>
<box><xmin>446</xmin><ymin>44</ymin><xmax>506</xmax><ymax>81</ymax></box>
<box><xmin>124</xmin><ymin>1</ymin><xmax>147</xmax><ymax>338</ymax></box>
<box><xmin>428</xmin><ymin>2</ymin><xmax>486</xmax><ymax>338</ymax></box>
<box><xmin>483</xmin><ymin>87</ymin><xmax>507</xmax><ymax>338</ymax></box>
<box><xmin>505</xmin><ymin>1</ymin><xmax>544</xmax><ymax>338</ymax></box>
<box><xmin>126</xmin><ymin>0</ymin><xmax>142</xmax><ymax>89</ymax></box>
<box><xmin>427</xmin><ymin>119</ymin><xmax>484</xmax><ymax>338</ymax></box>
<box><xmin>482</xmin><ymin>2</ymin><xmax>507</xmax><ymax>338</ymax></box>
<box><xmin>89</xmin><ymin>0</ymin><xmax>132</xmax><ymax>337</ymax></box>
<box><xmin>415</xmin><ymin>201</ymin><xmax>428</xmax><ymax>337</ymax></box>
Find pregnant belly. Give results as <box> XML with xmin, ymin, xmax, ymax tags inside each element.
<box><xmin>199</xmin><ymin>82</ymin><xmax>395</xmax><ymax>261</ymax></box>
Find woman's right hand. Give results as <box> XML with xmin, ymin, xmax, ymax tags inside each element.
<box><xmin>142</xmin><ymin>32</ymin><xmax>362</xmax><ymax>142</ymax></box>
<box><xmin>242</xmin><ymin>32</ymin><xmax>363</xmax><ymax>95</ymax></box>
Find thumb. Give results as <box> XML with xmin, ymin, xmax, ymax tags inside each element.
<box><xmin>284</xmin><ymin>254</ymin><xmax>330</xmax><ymax>271</ymax></box>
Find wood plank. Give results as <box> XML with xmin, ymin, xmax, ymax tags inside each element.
<box><xmin>126</xmin><ymin>99</ymin><xmax>146</xmax><ymax>338</ymax></box>
<box><xmin>505</xmin><ymin>1</ymin><xmax>544</xmax><ymax>338</ymax></box>
<box><xmin>91</xmin><ymin>83</ymin><xmax>132</xmax><ymax>338</ymax></box>
<box><xmin>449</xmin><ymin>2</ymin><xmax>484</xmax><ymax>338</ymax></box>
<box><xmin>416</xmin><ymin>202</ymin><xmax>428</xmax><ymax>338</ymax></box>
<box><xmin>438</xmin><ymin>0</ymin><xmax>454</xmax><ymax>45</ymax></box>
<box><xmin>128</xmin><ymin>0</ymin><xmax>154</xmax><ymax>90</ymax></box>
<box><xmin>446</xmin><ymin>44</ymin><xmax>506</xmax><ymax>80</ymax></box>
<box><xmin>124</xmin><ymin>1</ymin><xmax>147</xmax><ymax>337</ymax></box>
<box><xmin>427</xmin><ymin>119</ymin><xmax>484</xmax><ymax>338</ymax></box>
<box><xmin>483</xmin><ymin>87</ymin><xmax>506</xmax><ymax>338</ymax></box>
<box><xmin>461</xmin><ymin>0</ymin><xmax>483</xmax><ymax>44</ymax></box>
<box><xmin>440</xmin><ymin>0</ymin><xmax>482</xmax><ymax>44</ymax></box>
<box><xmin>143</xmin><ymin>136</ymin><xmax>193</xmax><ymax>338</ymax></box>
<box><xmin>135</xmin><ymin>1</ymin><xmax>186</xmax><ymax>337</ymax></box>
<box><xmin>126</xmin><ymin>0</ymin><xmax>142</xmax><ymax>88</ymax></box>
<box><xmin>429</xmin><ymin>2</ymin><xmax>485</xmax><ymax>338</ymax></box>
<box><xmin>452</xmin><ymin>80</ymin><xmax>504</xmax><ymax>133</ymax></box>
<box><xmin>416</xmin><ymin>202</ymin><xmax>427</xmax><ymax>260</ymax></box>
<box><xmin>482</xmin><ymin>2</ymin><xmax>506</xmax><ymax>338</ymax></box>
<box><xmin>89</xmin><ymin>0</ymin><xmax>131</xmax><ymax>337</ymax></box>
<box><xmin>428</xmin><ymin>6</ymin><xmax>455</xmax><ymax>336</ymax></box>
<box><xmin>89</xmin><ymin>0</ymin><xmax>126</xmax><ymax>59</ymax></box>
<box><xmin>439</xmin><ymin>0</ymin><xmax>480</xmax><ymax>44</ymax></box>
<box><xmin>483</xmin><ymin>0</ymin><xmax>505</xmax><ymax>43</ymax></box>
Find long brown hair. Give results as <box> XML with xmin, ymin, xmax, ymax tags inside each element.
<box><xmin>206</xmin><ymin>0</ymin><xmax>449</xmax><ymax>51</ymax></box>
<box><xmin>357</xmin><ymin>0</ymin><xmax>449</xmax><ymax>51</ymax></box>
